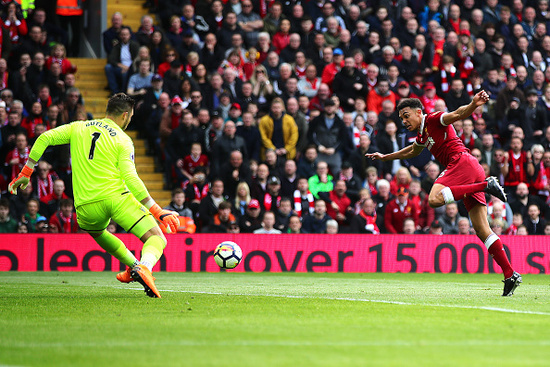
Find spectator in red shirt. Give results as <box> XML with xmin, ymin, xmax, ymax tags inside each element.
<box><xmin>350</xmin><ymin>197</ymin><xmax>380</xmax><ymax>234</ymax></box>
<box><xmin>272</xmin><ymin>19</ymin><xmax>291</xmax><ymax>54</ymax></box>
<box><xmin>45</xmin><ymin>44</ymin><xmax>77</xmax><ymax>75</ymax></box>
<box><xmin>321</xmin><ymin>47</ymin><xmax>344</xmax><ymax>89</ymax></box>
<box><xmin>5</xmin><ymin>133</ymin><xmax>29</xmax><ymax>181</ymax></box>
<box><xmin>384</xmin><ymin>187</ymin><xmax>419</xmax><ymax>234</ymax></box>
<box><xmin>309</xmin><ymin>82</ymin><xmax>332</xmax><ymax>116</ymax></box>
<box><xmin>366</xmin><ymin>78</ymin><xmax>397</xmax><ymax>115</ymax></box>
<box><xmin>21</xmin><ymin>102</ymin><xmax>46</xmax><ymax>139</ymax></box>
<box><xmin>2</xmin><ymin>2</ymin><xmax>27</xmax><ymax>45</ymax></box>
<box><xmin>177</xmin><ymin>142</ymin><xmax>209</xmax><ymax>186</ymax></box>
<box><xmin>40</xmin><ymin>178</ymin><xmax>68</xmax><ymax>218</ymax></box>
<box><xmin>529</xmin><ymin>147</ymin><xmax>550</xmax><ymax>200</ymax></box>
<box><xmin>49</xmin><ymin>198</ymin><xmax>78</xmax><ymax>233</ymax></box>
<box><xmin>323</xmin><ymin>180</ymin><xmax>352</xmax><ymax>227</ymax></box>
<box><xmin>419</xmin><ymin>82</ymin><xmax>443</xmax><ymax>113</ymax></box>
<box><xmin>501</xmin><ymin>137</ymin><xmax>535</xmax><ymax>197</ymax></box>
<box><xmin>389</xmin><ymin>167</ymin><xmax>412</xmax><ymax>195</ymax></box>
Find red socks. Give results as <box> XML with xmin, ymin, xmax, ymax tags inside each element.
<box><xmin>449</xmin><ymin>182</ymin><xmax>488</xmax><ymax>201</ymax></box>
<box><xmin>485</xmin><ymin>235</ymin><xmax>514</xmax><ymax>278</ymax></box>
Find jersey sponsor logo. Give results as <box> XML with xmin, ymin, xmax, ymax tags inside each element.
<box><xmin>426</xmin><ymin>137</ymin><xmax>435</xmax><ymax>150</ymax></box>
<box><xmin>85</xmin><ymin>120</ymin><xmax>117</xmax><ymax>136</ymax></box>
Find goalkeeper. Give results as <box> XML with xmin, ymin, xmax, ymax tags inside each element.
<box><xmin>9</xmin><ymin>93</ymin><xmax>178</xmax><ymax>298</ymax></box>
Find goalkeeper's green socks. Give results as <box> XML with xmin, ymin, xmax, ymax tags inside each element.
<box><xmin>94</xmin><ymin>231</ymin><xmax>139</xmax><ymax>268</ymax></box>
<box><xmin>140</xmin><ymin>235</ymin><xmax>167</xmax><ymax>271</ymax></box>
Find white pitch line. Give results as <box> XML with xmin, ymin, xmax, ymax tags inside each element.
<box><xmin>3</xmin><ymin>339</ymin><xmax>550</xmax><ymax>349</ymax></box>
<box><xmin>117</xmin><ymin>286</ymin><xmax>550</xmax><ymax>316</ymax></box>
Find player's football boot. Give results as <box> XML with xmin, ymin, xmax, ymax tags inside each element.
<box><xmin>484</xmin><ymin>176</ymin><xmax>507</xmax><ymax>202</ymax></box>
<box><xmin>502</xmin><ymin>271</ymin><xmax>522</xmax><ymax>296</ymax></box>
<box><xmin>131</xmin><ymin>264</ymin><xmax>161</xmax><ymax>298</ymax></box>
<box><xmin>116</xmin><ymin>267</ymin><xmax>134</xmax><ymax>283</ymax></box>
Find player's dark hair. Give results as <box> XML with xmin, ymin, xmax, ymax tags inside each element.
<box><xmin>106</xmin><ymin>93</ymin><xmax>135</xmax><ymax>116</ymax></box>
<box><xmin>397</xmin><ymin>98</ymin><xmax>423</xmax><ymax>112</ymax></box>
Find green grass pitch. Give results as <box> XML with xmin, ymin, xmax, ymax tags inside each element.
<box><xmin>1</xmin><ymin>272</ymin><xmax>549</xmax><ymax>367</ymax></box>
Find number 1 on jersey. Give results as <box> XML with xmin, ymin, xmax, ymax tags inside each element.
<box><xmin>89</xmin><ymin>132</ymin><xmax>101</xmax><ymax>159</ymax></box>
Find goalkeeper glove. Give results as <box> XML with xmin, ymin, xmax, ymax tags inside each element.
<box><xmin>8</xmin><ymin>165</ymin><xmax>33</xmax><ymax>194</ymax></box>
<box><xmin>149</xmin><ymin>203</ymin><xmax>179</xmax><ymax>234</ymax></box>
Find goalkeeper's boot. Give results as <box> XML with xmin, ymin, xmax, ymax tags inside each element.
<box><xmin>116</xmin><ymin>267</ymin><xmax>134</xmax><ymax>283</ymax></box>
<box><xmin>131</xmin><ymin>264</ymin><xmax>161</xmax><ymax>298</ymax></box>
<box><xmin>502</xmin><ymin>271</ymin><xmax>522</xmax><ymax>296</ymax></box>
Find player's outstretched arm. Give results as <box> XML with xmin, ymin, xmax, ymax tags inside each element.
<box><xmin>9</xmin><ymin>124</ymin><xmax>73</xmax><ymax>194</ymax></box>
<box><xmin>442</xmin><ymin>90</ymin><xmax>489</xmax><ymax>126</ymax></box>
<box><xmin>365</xmin><ymin>143</ymin><xmax>424</xmax><ymax>162</ymax></box>
<box><xmin>8</xmin><ymin>158</ymin><xmax>37</xmax><ymax>194</ymax></box>
<box><xmin>141</xmin><ymin>196</ymin><xmax>179</xmax><ymax>234</ymax></box>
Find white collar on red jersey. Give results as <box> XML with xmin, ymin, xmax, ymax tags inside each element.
<box><xmin>420</xmin><ymin>114</ymin><xmax>426</xmax><ymax>133</ymax></box>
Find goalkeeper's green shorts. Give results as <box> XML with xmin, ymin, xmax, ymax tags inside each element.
<box><xmin>76</xmin><ymin>193</ymin><xmax>157</xmax><ymax>238</ymax></box>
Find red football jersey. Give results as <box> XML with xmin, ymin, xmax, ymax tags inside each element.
<box><xmin>414</xmin><ymin>111</ymin><xmax>469</xmax><ymax>167</ymax></box>
<box><xmin>183</xmin><ymin>154</ymin><xmax>209</xmax><ymax>175</ymax></box>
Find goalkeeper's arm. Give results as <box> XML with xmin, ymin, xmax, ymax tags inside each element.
<box><xmin>118</xmin><ymin>145</ymin><xmax>178</xmax><ymax>233</ymax></box>
<box><xmin>9</xmin><ymin>124</ymin><xmax>73</xmax><ymax>194</ymax></box>
<box><xmin>141</xmin><ymin>196</ymin><xmax>179</xmax><ymax>234</ymax></box>
<box><xmin>8</xmin><ymin>157</ymin><xmax>37</xmax><ymax>194</ymax></box>
<box><xmin>119</xmin><ymin>168</ymin><xmax>179</xmax><ymax>234</ymax></box>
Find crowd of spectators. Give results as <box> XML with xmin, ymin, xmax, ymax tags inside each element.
<box><xmin>2</xmin><ymin>0</ymin><xmax>550</xmax><ymax>236</ymax></box>
<box><xmin>0</xmin><ymin>1</ymin><xmax>86</xmax><ymax>233</ymax></box>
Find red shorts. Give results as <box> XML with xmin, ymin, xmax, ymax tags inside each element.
<box><xmin>435</xmin><ymin>152</ymin><xmax>487</xmax><ymax>212</ymax></box>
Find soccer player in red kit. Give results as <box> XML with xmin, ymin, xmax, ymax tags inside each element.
<box><xmin>366</xmin><ymin>91</ymin><xmax>522</xmax><ymax>296</ymax></box>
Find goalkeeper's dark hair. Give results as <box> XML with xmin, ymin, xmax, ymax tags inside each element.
<box><xmin>106</xmin><ymin>93</ymin><xmax>135</xmax><ymax>116</ymax></box>
<box><xmin>396</xmin><ymin>98</ymin><xmax>423</xmax><ymax>112</ymax></box>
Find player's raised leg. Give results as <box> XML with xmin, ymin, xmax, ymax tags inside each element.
<box><xmin>432</xmin><ymin>178</ymin><xmax>507</xmax><ymax>208</ymax></box>
<box><xmin>469</xmin><ymin>204</ymin><xmax>521</xmax><ymax>296</ymax></box>
<box><xmin>427</xmin><ymin>183</ymin><xmax>449</xmax><ymax>208</ymax></box>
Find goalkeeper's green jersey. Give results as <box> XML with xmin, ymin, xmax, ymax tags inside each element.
<box><xmin>29</xmin><ymin>118</ymin><xmax>149</xmax><ymax>207</ymax></box>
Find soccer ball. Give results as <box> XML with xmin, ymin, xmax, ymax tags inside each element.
<box><xmin>213</xmin><ymin>241</ymin><xmax>243</xmax><ymax>269</ymax></box>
